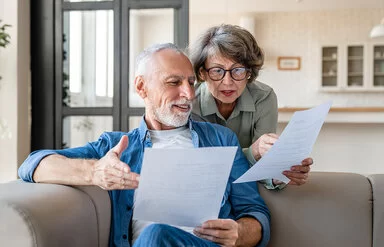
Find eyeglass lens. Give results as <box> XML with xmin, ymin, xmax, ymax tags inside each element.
<box><xmin>207</xmin><ymin>67</ymin><xmax>248</xmax><ymax>81</ymax></box>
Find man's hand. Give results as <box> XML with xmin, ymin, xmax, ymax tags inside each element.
<box><xmin>279</xmin><ymin>157</ymin><xmax>313</xmax><ymax>186</ymax></box>
<box><xmin>92</xmin><ymin>135</ymin><xmax>140</xmax><ymax>190</ymax></box>
<box><xmin>193</xmin><ymin>219</ymin><xmax>239</xmax><ymax>247</ymax></box>
<box><xmin>251</xmin><ymin>133</ymin><xmax>279</xmax><ymax>161</ymax></box>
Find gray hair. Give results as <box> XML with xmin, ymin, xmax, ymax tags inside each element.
<box><xmin>188</xmin><ymin>24</ymin><xmax>264</xmax><ymax>83</ymax></box>
<box><xmin>135</xmin><ymin>43</ymin><xmax>186</xmax><ymax>76</ymax></box>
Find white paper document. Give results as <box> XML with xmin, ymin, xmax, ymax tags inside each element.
<box><xmin>133</xmin><ymin>147</ymin><xmax>237</xmax><ymax>227</ymax></box>
<box><xmin>234</xmin><ymin>101</ymin><xmax>332</xmax><ymax>184</ymax></box>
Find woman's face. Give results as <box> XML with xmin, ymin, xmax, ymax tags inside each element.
<box><xmin>200</xmin><ymin>55</ymin><xmax>249</xmax><ymax>104</ymax></box>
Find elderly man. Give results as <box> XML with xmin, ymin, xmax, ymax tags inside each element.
<box><xmin>18</xmin><ymin>43</ymin><xmax>270</xmax><ymax>247</ymax></box>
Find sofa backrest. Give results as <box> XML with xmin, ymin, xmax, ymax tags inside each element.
<box><xmin>368</xmin><ymin>174</ymin><xmax>384</xmax><ymax>247</ymax></box>
<box><xmin>259</xmin><ymin>172</ymin><xmax>373</xmax><ymax>247</ymax></box>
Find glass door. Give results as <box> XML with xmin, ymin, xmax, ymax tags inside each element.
<box><xmin>30</xmin><ymin>0</ymin><xmax>189</xmax><ymax>150</ymax></box>
<box><xmin>121</xmin><ymin>0</ymin><xmax>189</xmax><ymax>131</ymax></box>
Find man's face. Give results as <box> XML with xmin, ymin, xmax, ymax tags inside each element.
<box><xmin>139</xmin><ymin>49</ymin><xmax>196</xmax><ymax>130</ymax></box>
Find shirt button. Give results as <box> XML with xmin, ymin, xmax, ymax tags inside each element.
<box><xmin>123</xmin><ymin>234</ymin><xmax>127</xmax><ymax>239</ymax></box>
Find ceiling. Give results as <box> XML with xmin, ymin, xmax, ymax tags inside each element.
<box><xmin>190</xmin><ymin>0</ymin><xmax>384</xmax><ymax>14</ymax></box>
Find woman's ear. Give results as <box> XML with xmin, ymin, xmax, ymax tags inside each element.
<box><xmin>134</xmin><ymin>75</ymin><xmax>147</xmax><ymax>99</ymax></box>
<box><xmin>198</xmin><ymin>67</ymin><xmax>206</xmax><ymax>81</ymax></box>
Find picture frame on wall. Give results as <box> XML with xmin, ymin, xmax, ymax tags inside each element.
<box><xmin>277</xmin><ymin>57</ymin><xmax>301</xmax><ymax>70</ymax></box>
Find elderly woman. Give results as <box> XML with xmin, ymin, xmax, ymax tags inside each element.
<box><xmin>189</xmin><ymin>24</ymin><xmax>312</xmax><ymax>189</ymax></box>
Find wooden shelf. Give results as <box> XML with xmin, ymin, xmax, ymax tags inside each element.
<box><xmin>279</xmin><ymin>107</ymin><xmax>384</xmax><ymax>112</ymax></box>
<box><xmin>278</xmin><ymin>107</ymin><xmax>384</xmax><ymax>123</ymax></box>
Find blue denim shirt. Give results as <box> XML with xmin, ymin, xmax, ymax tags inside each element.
<box><xmin>19</xmin><ymin>118</ymin><xmax>271</xmax><ymax>247</ymax></box>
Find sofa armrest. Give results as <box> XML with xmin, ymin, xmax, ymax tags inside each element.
<box><xmin>368</xmin><ymin>174</ymin><xmax>384</xmax><ymax>247</ymax></box>
<box><xmin>0</xmin><ymin>181</ymin><xmax>111</xmax><ymax>247</ymax></box>
<box><xmin>259</xmin><ymin>172</ymin><xmax>372</xmax><ymax>247</ymax></box>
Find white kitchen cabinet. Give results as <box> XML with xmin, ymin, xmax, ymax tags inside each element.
<box><xmin>320</xmin><ymin>43</ymin><xmax>384</xmax><ymax>92</ymax></box>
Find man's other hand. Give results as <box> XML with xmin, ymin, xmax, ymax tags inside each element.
<box><xmin>92</xmin><ymin>135</ymin><xmax>140</xmax><ymax>190</ymax></box>
<box><xmin>193</xmin><ymin>219</ymin><xmax>239</xmax><ymax>247</ymax></box>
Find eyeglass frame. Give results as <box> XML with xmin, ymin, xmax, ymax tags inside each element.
<box><xmin>202</xmin><ymin>66</ymin><xmax>251</xmax><ymax>81</ymax></box>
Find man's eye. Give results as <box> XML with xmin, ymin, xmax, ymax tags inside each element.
<box><xmin>168</xmin><ymin>81</ymin><xmax>180</xmax><ymax>85</ymax></box>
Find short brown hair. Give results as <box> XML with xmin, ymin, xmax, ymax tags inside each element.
<box><xmin>188</xmin><ymin>24</ymin><xmax>264</xmax><ymax>83</ymax></box>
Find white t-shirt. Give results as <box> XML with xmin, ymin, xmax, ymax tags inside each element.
<box><xmin>131</xmin><ymin>126</ymin><xmax>195</xmax><ymax>244</ymax></box>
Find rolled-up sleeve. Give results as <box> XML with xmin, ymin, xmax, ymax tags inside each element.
<box><xmin>18</xmin><ymin>150</ymin><xmax>59</xmax><ymax>182</ymax></box>
<box><xmin>18</xmin><ymin>132</ymin><xmax>112</xmax><ymax>183</ymax></box>
<box><xmin>229</xmin><ymin>133</ymin><xmax>271</xmax><ymax>247</ymax></box>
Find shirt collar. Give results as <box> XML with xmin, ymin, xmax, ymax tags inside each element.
<box><xmin>236</xmin><ymin>84</ymin><xmax>256</xmax><ymax>112</ymax></box>
<box><xmin>200</xmin><ymin>83</ymin><xmax>256</xmax><ymax>117</ymax></box>
<box><xmin>138</xmin><ymin>116</ymin><xmax>197</xmax><ymax>143</ymax></box>
<box><xmin>138</xmin><ymin>116</ymin><xmax>150</xmax><ymax>143</ymax></box>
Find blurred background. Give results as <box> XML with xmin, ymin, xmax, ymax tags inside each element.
<box><xmin>0</xmin><ymin>0</ymin><xmax>384</xmax><ymax>182</ymax></box>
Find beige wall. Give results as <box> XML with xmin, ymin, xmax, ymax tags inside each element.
<box><xmin>190</xmin><ymin>8</ymin><xmax>384</xmax><ymax>107</ymax></box>
<box><xmin>190</xmin><ymin>8</ymin><xmax>384</xmax><ymax>174</ymax></box>
<box><xmin>0</xmin><ymin>0</ymin><xmax>30</xmax><ymax>182</ymax></box>
<box><xmin>0</xmin><ymin>3</ymin><xmax>383</xmax><ymax>181</ymax></box>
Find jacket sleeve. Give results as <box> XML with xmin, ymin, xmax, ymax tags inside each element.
<box><xmin>18</xmin><ymin>132</ymin><xmax>113</xmax><ymax>182</ymax></box>
<box><xmin>228</xmin><ymin>132</ymin><xmax>271</xmax><ymax>247</ymax></box>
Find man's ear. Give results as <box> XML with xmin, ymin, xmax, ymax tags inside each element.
<box><xmin>134</xmin><ymin>75</ymin><xmax>147</xmax><ymax>99</ymax></box>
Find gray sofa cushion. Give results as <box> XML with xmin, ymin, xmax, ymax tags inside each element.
<box><xmin>259</xmin><ymin>172</ymin><xmax>372</xmax><ymax>247</ymax></box>
<box><xmin>0</xmin><ymin>181</ymin><xmax>109</xmax><ymax>247</ymax></box>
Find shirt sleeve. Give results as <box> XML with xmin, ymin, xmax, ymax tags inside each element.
<box><xmin>252</xmin><ymin>89</ymin><xmax>278</xmax><ymax>143</ymax></box>
<box><xmin>18</xmin><ymin>132</ymin><xmax>112</xmax><ymax>182</ymax></box>
<box><xmin>228</xmin><ymin>132</ymin><xmax>271</xmax><ymax>247</ymax></box>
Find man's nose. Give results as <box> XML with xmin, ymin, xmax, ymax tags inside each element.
<box><xmin>180</xmin><ymin>81</ymin><xmax>194</xmax><ymax>100</ymax></box>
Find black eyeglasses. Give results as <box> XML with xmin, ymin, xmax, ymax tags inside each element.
<box><xmin>203</xmin><ymin>67</ymin><xmax>250</xmax><ymax>81</ymax></box>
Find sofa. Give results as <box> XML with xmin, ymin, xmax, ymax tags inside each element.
<box><xmin>0</xmin><ymin>172</ymin><xmax>383</xmax><ymax>247</ymax></box>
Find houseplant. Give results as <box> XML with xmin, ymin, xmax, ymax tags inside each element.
<box><xmin>0</xmin><ymin>19</ymin><xmax>11</xmax><ymax>81</ymax></box>
<box><xmin>0</xmin><ymin>20</ymin><xmax>11</xmax><ymax>139</ymax></box>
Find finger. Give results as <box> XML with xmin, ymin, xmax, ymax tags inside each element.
<box><xmin>193</xmin><ymin>231</ymin><xmax>226</xmax><ymax>245</ymax></box>
<box><xmin>266</xmin><ymin>136</ymin><xmax>278</xmax><ymax>144</ymax></box>
<box><xmin>105</xmin><ymin>169</ymin><xmax>140</xmax><ymax>184</ymax></box>
<box><xmin>283</xmin><ymin>171</ymin><xmax>309</xmax><ymax>179</ymax></box>
<box><xmin>111</xmin><ymin>135</ymin><xmax>129</xmax><ymax>158</ymax></box>
<box><xmin>202</xmin><ymin>219</ymin><xmax>235</xmax><ymax>230</ymax></box>
<box><xmin>261</xmin><ymin>143</ymin><xmax>273</xmax><ymax>151</ymax></box>
<box><xmin>260</xmin><ymin>134</ymin><xmax>277</xmax><ymax>145</ymax></box>
<box><xmin>103</xmin><ymin>180</ymin><xmax>139</xmax><ymax>190</ymax></box>
<box><xmin>103</xmin><ymin>172</ymin><xmax>140</xmax><ymax>190</ymax></box>
<box><xmin>301</xmin><ymin>157</ymin><xmax>314</xmax><ymax>165</ymax></box>
<box><xmin>267</xmin><ymin>133</ymin><xmax>279</xmax><ymax>138</ymax></box>
<box><xmin>290</xmin><ymin>165</ymin><xmax>310</xmax><ymax>173</ymax></box>
<box><xmin>288</xmin><ymin>177</ymin><xmax>306</xmax><ymax>185</ymax></box>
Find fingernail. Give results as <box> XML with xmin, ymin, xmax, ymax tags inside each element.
<box><xmin>136</xmin><ymin>176</ymin><xmax>140</xmax><ymax>182</ymax></box>
<box><xmin>291</xmin><ymin>167</ymin><xmax>296</xmax><ymax>171</ymax></box>
<box><xmin>124</xmin><ymin>167</ymin><xmax>129</xmax><ymax>173</ymax></box>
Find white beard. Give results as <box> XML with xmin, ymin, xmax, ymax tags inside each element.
<box><xmin>149</xmin><ymin>99</ymin><xmax>192</xmax><ymax>127</ymax></box>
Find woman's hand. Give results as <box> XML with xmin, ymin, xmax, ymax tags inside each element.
<box><xmin>250</xmin><ymin>133</ymin><xmax>279</xmax><ymax>160</ymax></box>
